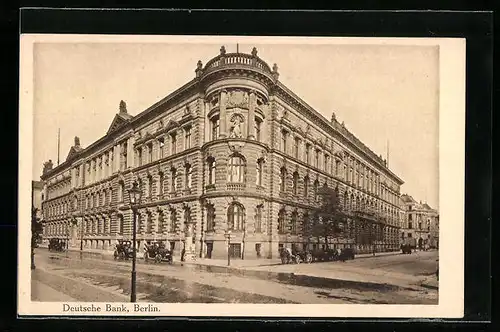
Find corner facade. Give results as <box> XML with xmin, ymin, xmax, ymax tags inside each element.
<box><xmin>40</xmin><ymin>47</ymin><xmax>405</xmax><ymax>260</ymax></box>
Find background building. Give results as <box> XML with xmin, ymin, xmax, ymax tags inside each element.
<box><xmin>400</xmin><ymin>194</ymin><xmax>439</xmax><ymax>249</ymax></box>
<box><xmin>40</xmin><ymin>46</ymin><xmax>404</xmax><ymax>259</ymax></box>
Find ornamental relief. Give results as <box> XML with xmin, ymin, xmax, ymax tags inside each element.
<box><xmin>226</xmin><ymin>90</ymin><xmax>249</xmax><ymax>109</ymax></box>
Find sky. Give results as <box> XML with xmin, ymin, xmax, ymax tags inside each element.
<box><xmin>32</xmin><ymin>39</ymin><xmax>439</xmax><ymax>209</ymax></box>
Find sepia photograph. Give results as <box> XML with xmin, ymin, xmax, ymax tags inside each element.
<box><xmin>18</xmin><ymin>35</ymin><xmax>465</xmax><ymax>318</ymax></box>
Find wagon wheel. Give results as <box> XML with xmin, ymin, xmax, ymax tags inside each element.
<box><xmin>168</xmin><ymin>256</ymin><xmax>173</xmax><ymax>264</ymax></box>
<box><xmin>144</xmin><ymin>251</ymin><xmax>149</xmax><ymax>262</ymax></box>
<box><xmin>119</xmin><ymin>251</ymin><xmax>126</xmax><ymax>260</ymax></box>
<box><xmin>155</xmin><ymin>254</ymin><xmax>162</xmax><ymax>264</ymax></box>
<box><xmin>113</xmin><ymin>251</ymin><xmax>119</xmax><ymax>260</ymax></box>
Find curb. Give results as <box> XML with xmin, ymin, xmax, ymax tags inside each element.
<box><xmin>180</xmin><ymin>261</ymin><xmax>405</xmax><ymax>292</ymax></box>
<box><xmin>40</xmin><ymin>248</ymin><xmax>429</xmax><ymax>293</ymax></box>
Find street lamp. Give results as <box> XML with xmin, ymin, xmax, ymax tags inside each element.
<box><xmin>225</xmin><ymin>229</ymin><xmax>231</xmax><ymax>266</ymax></box>
<box><xmin>128</xmin><ymin>181</ymin><xmax>142</xmax><ymax>303</ymax></box>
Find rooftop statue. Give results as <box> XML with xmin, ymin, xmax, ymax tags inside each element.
<box><xmin>119</xmin><ymin>100</ymin><xmax>127</xmax><ymax>113</ymax></box>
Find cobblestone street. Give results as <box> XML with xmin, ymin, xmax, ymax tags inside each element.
<box><xmin>32</xmin><ymin>248</ymin><xmax>438</xmax><ymax>304</ymax></box>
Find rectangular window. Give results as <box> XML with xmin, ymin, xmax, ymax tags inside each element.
<box><xmin>305</xmin><ymin>144</ymin><xmax>311</xmax><ymax>164</ymax></box>
<box><xmin>171</xmin><ymin>169</ymin><xmax>177</xmax><ymax>192</ymax></box>
<box><xmin>184</xmin><ymin>127</ymin><xmax>192</xmax><ymax>150</ymax></box>
<box><xmin>315</xmin><ymin>150</ymin><xmax>320</xmax><ymax>168</ymax></box>
<box><xmin>256</xmin><ymin>161</ymin><xmax>263</xmax><ymax>186</ymax></box>
<box><xmin>281</xmin><ymin>131</ymin><xmax>288</xmax><ymax>153</ymax></box>
<box><xmin>147</xmin><ymin>143</ymin><xmax>153</xmax><ymax>163</ymax></box>
<box><xmin>185</xmin><ymin>165</ymin><xmax>192</xmax><ymax>189</ymax></box>
<box><xmin>294</xmin><ymin>138</ymin><xmax>300</xmax><ymax>159</ymax></box>
<box><xmin>206</xmin><ymin>205</ymin><xmax>215</xmax><ymax>231</ymax></box>
<box><xmin>255</xmin><ymin>118</ymin><xmax>261</xmax><ymax>141</ymax></box>
<box><xmin>409</xmin><ymin>222</ymin><xmax>413</xmax><ymax>229</ymax></box>
<box><xmin>324</xmin><ymin>154</ymin><xmax>329</xmax><ymax>173</ymax></box>
<box><xmin>211</xmin><ymin>117</ymin><xmax>220</xmax><ymax>140</ymax></box>
<box><xmin>255</xmin><ymin>205</ymin><xmax>263</xmax><ymax>232</ymax></box>
<box><xmin>171</xmin><ymin>134</ymin><xmax>177</xmax><ymax>154</ymax></box>
<box><xmin>208</xmin><ymin>159</ymin><xmax>216</xmax><ymax>185</ymax></box>
<box><xmin>158</xmin><ymin>137</ymin><xmax>165</xmax><ymax>159</ymax></box>
<box><xmin>137</xmin><ymin>148</ymin><xmax>143</xmax><ymax>166</ymax></box>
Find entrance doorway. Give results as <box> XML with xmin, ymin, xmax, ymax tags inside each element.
<box><xmin>206</xmin><ymin>242</ymin><xmax>213</xmax><ymax>259</ymax></box>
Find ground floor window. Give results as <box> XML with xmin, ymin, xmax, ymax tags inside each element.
<box><xmin>229</xmin><ymin>243</ymin><xmax>241</xmax><ymax>258</ymax></box>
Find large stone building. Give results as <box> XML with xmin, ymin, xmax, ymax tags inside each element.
<box><xmin>40</xmin><ymin>46</ymin><xmax>404</xmax><ymax>260</ymax></box>
<box><xmin>400</xmin><ymin>194</ymin><xmax>439</xmax><ymax>249</ymax></box>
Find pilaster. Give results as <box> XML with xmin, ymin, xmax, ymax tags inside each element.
<box><xmin>219</xmin><ymin>89</ymin><xmax>227</xmax><ymax>138</ymax></box>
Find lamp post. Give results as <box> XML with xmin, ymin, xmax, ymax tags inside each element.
<box><xmin>225</xmin><ymin>229</ymin><xmax>231</xmax><ymax>266</ymax></box>
<box><xmin>128</xmin><ymin>181</ymin><xmax>142</xmax><ymax>303</ymax></box>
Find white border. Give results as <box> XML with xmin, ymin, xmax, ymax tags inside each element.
<box><xmin>18</xmin><ymin>34</ymin><xmax>465</xmax><ymax>318</ymax></box>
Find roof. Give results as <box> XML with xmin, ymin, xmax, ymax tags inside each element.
<box><xmin>400</xmin><ymin>194</ymin><xmax>416</xmax><ymax>204</ymax></box>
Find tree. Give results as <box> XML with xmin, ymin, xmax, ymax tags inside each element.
<box><xmin>31</xmin><ymin>206</ymin><xmax>43</xmax><ymax>269</ymax></box>
<box><xmin>312</xmin><ymin>186</ymin><xmax>346</xmax><ymax>248</ymax></box>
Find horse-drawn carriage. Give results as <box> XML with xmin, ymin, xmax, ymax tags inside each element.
<box><xmin>279</xmin><ymin>247</ymin><xmax>313</xmax><ymax>264</ymax></box>
<box><xmin>311</xmin><ymin>247</ymin><xmax>356</xmax><ymax>262</ymax></box>
<box><xmin>143</xmin><ymin>241</ymin><xmax>173</xmax><ymax>264</ymax></box>
<box><xmin>113</xmin><ymin>240</ymin><xmax>136</xmax><ymax>260</ymax></box>
<box><xmin>48</xmin><ymin>238</ymin><xmax>66</xmax><ymax>252</ymax></box>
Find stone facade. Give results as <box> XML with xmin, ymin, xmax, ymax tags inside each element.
<box><xmin>40</xmin><ymin>46</ymin><xmax>405</xmax><ymax>259</ymax></box>
<box><xmin>400</xmin><ymin>194</ymin><xmax>439</xmax><ymax>249</ymax></box>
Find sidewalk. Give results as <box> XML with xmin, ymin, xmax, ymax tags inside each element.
<box><xmin>31</xmin><ymin>270</ymin><xmax>78</xmax><ymax>302</ymax></box>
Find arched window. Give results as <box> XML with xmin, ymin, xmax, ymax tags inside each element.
<box><xmin>170</xmin><ymin>209</ymin><xmax>177</xmax><ymax>232</ymax></box>
<box><xmin>256</xmin><ymin>159</ymin><xmax>263</xmax><ymax>186</ymax></box>
<box><xmin>313</xmin><ymin>180</ymin><xmax>319</xmax><ymax>201</ymax></box>
<box><xmin>292</xmin><ymin>172</ymin><xmax>299</xmax><ymax>195</ymax></box>
<box><xmin>157</xmin><ymin>211</ymin><xmax>164</xmax><ymax>233</ymax></box>
<box><xmin>227</xmin><ymin>155</ymin><xmax>245</xmax><ymax>183</ymax></box>
<box><xmin>206</xmin><ymin>204</ymin><xmax>215</xmax><ymax>231</ymax></box>
<box><xmin>302</xmin><ymin>213</ymin><xmax>309</xmax><ymax>235</ymax></box>
<box><xmin>147</xmin><ymin>175</ymin><xmax>153</xmax><ymax>197</ymax></box>
<box><xmin>184</xmin><ymin>207</ymin><xmax>191</xmax><ymax>225</ymax></box>
<box><xmin>170</xmin><ymin>168</ymin><xmax>177</xmax><ymax>192</ymax></box>
<box><xmin>118</xmin><ymin>181</ymin><xmax>125</xmax><ymax>202</ymax></box>
<box><xmin>279</xmin><ymin>167</ymin><xmax>287</xmax><ymax>192</ymax></box>
<box><xmin>118</xmin><ymin>215</ymin><xmax>124</xmax><ymax>234</ymax></box>
<box><xmin>291</xmin><ymin>211</ymin><xmax>298</xmax><ymax>234</ymax></box>
<box><xmin>185</xmin><ymin>164</ymin><xmax>193</xmax><ymax>189</ymax></box>
<box><xmin>171</xmin><ymin>133</ymin><xmax>177</xmax><ymax>154</ymax></box>
<box><xmin>255</xmin><ymin>204</ymin><xmax>263</xmax><ymax>232</ymax></box>
<box><xmin>278</xmin><ymin>209</ymin><xmax>286</xmax><ymax>234</ymax></box>
<box><xmin>146</xmin><ymin>212</ymin><xmax>153</xmax><ymax>233</ymax></box>
<box><xmin>254</xmin><ymin>117</ymin><xmax>262</xmax><ymax>141</ymax></box>
<box><xmin>158</xmin><ymin>172</ymin><xmax>164</xmax><ymax>196</ymax></box>
<box><xmin>207</xmin><ymin>158</ymin><xmax>216</xmax><ymax>185</ymax></box>
<box><xmin>304</xmin><ymin>176</ymin><xmax>310</xmax><ymax>197</ymax></box>
<box><xmin>227</xmin><ymin>203</ymin><xmax>244</xmax><ymax>231</ymax></box>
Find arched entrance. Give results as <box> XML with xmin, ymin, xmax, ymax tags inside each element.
<box><xmin>418</xmin><ymin>237</ymin><xmax>424</xmax><ymax>249</ymax></box>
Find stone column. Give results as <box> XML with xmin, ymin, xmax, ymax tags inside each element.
<box><xmin>247</xmin><ymin>90</ymin><xmax>256</xmax><ymax>140</ymax></box>
<box><xmin>219</xmin><ymin>89</ymin><xmax>227</xmax><ymax>138</ymax></box>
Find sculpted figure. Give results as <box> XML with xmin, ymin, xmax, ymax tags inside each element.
<box><xmin>230</xmin><ymin>116</ymin><xmax>243</xmax><ymax>138</ymax></box>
